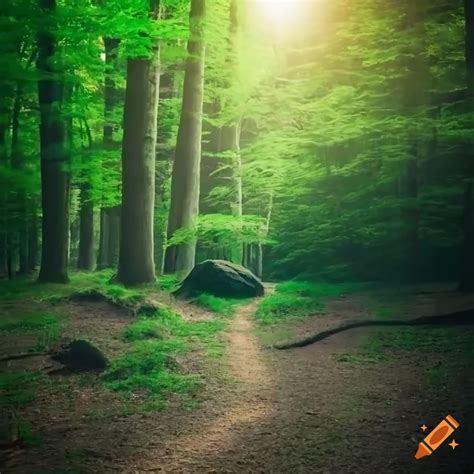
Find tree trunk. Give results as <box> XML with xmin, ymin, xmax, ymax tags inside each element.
<box><xmin>0</xmin><ymin>119</ymin><xmax>9</xmax><ymax>276</ymax></box>
<box><xmin>220</xmin><ymin>122</ymin><xmax>243</xmax><ymax>263</ymax></box>
<box><xmin>28</xmin><ymin>201</ymin><xmax>39</xmax><ymax>271</ymax></box>
<box><xmin>459</xmin><ymin>0</ymin><xmax>474</xmax><ymax>291</ymax></box>
<box><xmin>10</xmin><ymin>83</ymin><xmax>29</xmax><ymax>275</ymax></box>
<box><xmin>165</xmin><ymin>0</ymin><xmax>206</xmax><ymax>276</ymax></box>
<box><xmin>77</xmin><ymin>183</ymin><xmax>95</xmax><ymax>270</ymax></box>
<box><xmin>116</xmin><ymin>2</ymin><xmax>160</xmax><ymax>285</ymax></box>
<box><xmin>97</xmin><ymin>37</ymin><xmax>120</xmax><ymax>270</ymax></box>
<box><xmin>37</xmin><ymin>0</ymin><xmax>70</xmax><ymax>283</ymax></box>
<box><xmin>405</xmin><ymin>153</ymin><xmax>419</xmax><ymax>284</ymax></box>
<box><xmin>77</xmin><ymin>120</ymin><xmax>95</xmax><ymax>271</ymax></box>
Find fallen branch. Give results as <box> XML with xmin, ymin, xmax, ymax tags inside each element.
<box><xmin>0</xmin><ymin>351</ymin><xmax>51</xmax><ymax>362</ymax></box>
<box><xmin>274</xmin><ymin>308</ymin><xmax>474</xmax><ymax>350</ymax></box>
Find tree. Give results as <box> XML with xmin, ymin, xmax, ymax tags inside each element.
<box><xmin>165</xmin><ymin>0</ymin><xmax>206</xmax><ymax>276</ymax></box>
<box><xmin>97</xmin><ymin>37</ymin><xmax>121</xmax><ymax>270</ymax></box>
<box><xmin>37</xmin><ymin>0</ymin><xmax>70</xmax><ymax>283</ymax></box>
<box><xmin>77</xmin><ymin>121</ymin><xmax>95</xmax><ymax>271</ymax></box>
<box><xmin>116</xmin><ymin>0</ymin><xmax>161</xmax><ymax>285</ymax></box>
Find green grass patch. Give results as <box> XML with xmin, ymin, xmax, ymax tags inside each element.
<box><xmin>255</xmin><ymin>292</ymin><xmax>323</xmax><ymax>325</ymax></box>
<box><xmin>0</xmin><ymin>312</ymin><xmax>63</xmax><ymax>351</ymax></box>
<box><xmin>276</xmin><ymin>281</ymin><xmax>367</xmax><ymax>298</ymax></box>
<box><xmin>158</xmin><ymin>274</ymin><xmax>180</xmax><ymax>291</ymax></box>
<box><xmin>194</xmin><ymin>293</ymin><xmax>247</xmax><ymax>317</ymax></box>
<box><xmin>0</xmin><ymin>371</ymin><xmax>46</xmax><ymax>408</ymax></box>
<box><xmin>104</xmin><ymin>307</ymin><xmax>227</xmax><ymax>407</ymax></box>
<box><xmin>255</xmin><ymin>281</ymin><xmax>367</xmax><ymax>326</ymax></box>
<box><xmin>18</xmin><ymin>421</ymin><xmax>43</xmax><ymax>447</ymax></box>
<box><xmin>336</xmin><ymin>327</ymin><xmax>474</xmax><ymax>384</ymax></box>
<box><xmin>0</xmin><ymin>312</ymin><xmax>59</xmax><ymax>331</ymax></box>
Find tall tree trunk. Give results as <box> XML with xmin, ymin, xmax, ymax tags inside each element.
<box><xmin>98</xmin><ymin>37</ymin><xmax>120</xmax><ymax>270</ymax></box>
<box><xmin>220</xmin><ymin>123</ymin><xmax>243</xmax><ymax>262</ymax></box>
<box><xmin>10</xmin><ymin>83</ymin><xmax>29</xmax><ymax>274</ymax></box>
<box><xmin>459</xmin><ymin>0</ymin><xmax>474</xmax><ymax>291</ymax></box>
<box><xmin>116</xmin><ymin>1</ymin><xmax>160</xmax><ymax>285</ymax></box>
<box><xmin>77</xmin><ymin>183</ymin><xmax>95</xmax><ymax>270</ymax></box>
<box><xmin>165</xmin><ymin>0</ymin><xmax>206</xmax><ymax>276</ymax></box>
<box><xmin>28</xmin><ymin>200</ymin><xmax>39</xmax><ymax>271</ymax></box>
<box><xmin>0</xmin><ymin>119</ymin><xmax>9</xmax><ymax>276</ymax></box>
<box><xmin>255</xmin><ymin>191</ymin><xmax>273</xmax><ymax>278</ymax></box>
<box><xmin>77</xmin><ymin>120</ymin><xmax>95</xmax><ymax>271</ymax></box>
<box><xmin>37</xmin><ymin>0</ymin><xmax>70</xmax><ymax>283</ymax></box>
<box><xmin>405</xmin><ymin>153</ymin><xmax>419</xmax><ymax>284</ymax></box>
<box><xmin>155</xmin><ymin>72</ymin><xmax>174</xmax><ymax>276</ymax></box>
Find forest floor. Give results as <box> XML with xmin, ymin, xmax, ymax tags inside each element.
<box><xmin>1</xmin><ymin>279</ymin><xmax>473</xmax><ymax>473</ymax></box>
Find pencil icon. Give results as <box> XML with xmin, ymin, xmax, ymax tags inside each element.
<box><xmin>415</xmin><ymin>414</ymin><xmax>460</xmax><ymax>459</ymax></box>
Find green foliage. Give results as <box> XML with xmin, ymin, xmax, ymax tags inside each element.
<box><xmin>158</xmin><ymin>274</ymin><xmax>180</xmax><ymax>291</ymax></box>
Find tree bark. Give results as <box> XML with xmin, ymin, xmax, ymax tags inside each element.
<box><xmin>28</xmin><ymin>200</ymin><xmax>39</xmax><ymax>271</ymax></box>
<box><xmin>37</xmin><ymin>0</ymin><xmax>70</xmax><ymax>283</ymax></box>
<box><xmin>116</xmin><ymin>1</ymin><xmax>160</xmax><ymax>285</ymax></box>
<box><xmin>220</xmin><ymin>122</ymin><xmax>243</xmax><ymax>263</ymax></box>
<box><xmin>165</xmin><ymin>0</ymin><xmax>206</xmax><ymax>276</ymax></box>
<box><xmin>77</xmin><ymin>120</ymin><xmax>95</xmax><ymax>271</ymax></box>
<box><xmin>77</xmin><ymin>183</ymin><xmax>95</xmax><ymax>270</ymax></box>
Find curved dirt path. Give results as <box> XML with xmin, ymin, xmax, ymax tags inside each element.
<box><xmin>5</xmin><ymin>293</ymin><xmax>473</xmax><ymax>473</ymax></box>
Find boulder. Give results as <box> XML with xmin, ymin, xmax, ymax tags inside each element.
<box><xmin>51</xmin><ymin>340</ymin><xmax>108</xmax><ymax>372</ymax></box>
<box><xmin>173</xmin><ymin>260</ymin><xmax>264</xmax><ymax>298</ymax></box>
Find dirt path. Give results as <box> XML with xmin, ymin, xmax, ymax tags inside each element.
<box><xmin>3</xmin><ymin>293</ymin><xmax>473</xmax><ymax>473</ymax></box>
<box><xmin>126</xmin><ymin>296</ymin><xmax>472</xmax><ymax>474</ymax></box>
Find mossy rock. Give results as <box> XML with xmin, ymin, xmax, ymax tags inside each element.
<box><xmin>173</xmin><ymin>260</ymin><xmax>265</xmax><ymax>298</ymax></box>
<box><xmin>51</xmin><ymin>340</ymin><xmax>108</xmax><ymax>372</ymax></box>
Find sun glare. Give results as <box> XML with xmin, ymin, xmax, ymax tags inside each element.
<box><xmin>255</xmin><ymin>0</ymin><xmax>307</xmax><ymax>29</ymax></box>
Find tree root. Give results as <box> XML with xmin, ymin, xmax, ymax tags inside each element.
<box><xmin>274</xmin><ymin>309</ymin><xmax>474</xmax><ymax>350</ymax></box>
<box><xmin>0</xmin><ymin>351</ymin><xmax>51</xmax><ymax>362</ymax></box>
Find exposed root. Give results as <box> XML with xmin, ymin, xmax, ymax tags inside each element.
<box><xmin>274</xmin><ymin>308</ymin><xmax>474</xmax><ymax>350</ymax></box>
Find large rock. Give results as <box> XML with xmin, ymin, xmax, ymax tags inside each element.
<box><xmin>173</xmin><ymin>260</ymin><xmax>264</xmax><ymax>298</ymax></box>
<box><xmin>51</xmin><ymin>340</ymin><xmax>108</xmax><ymax>372</ymax></box>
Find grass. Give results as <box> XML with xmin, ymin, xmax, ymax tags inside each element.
<box><xmin>0</xmin><ymin>311</ymin><xmax>63</xmax><ymax>352</ymax></box>
<box><xmin>335</xmin><ymin>326</ymin><xmax>474</xmax><ymax>384</ymax></box>
<box><xmin>255</xmin><ymin>281</ymin><xmax>366</xmax><ymax>325</ymax></box>
<box><xmin>158</xmin><ymin>274</ymin><xmax>180</xmax><ymax>291</ymax></box>
<box><xmin>0</xmin><ymin>371</ymin><xmax>46</xmax><ymax>408</ymax></box>
<box><xmin>194</xmin><ymin>293</ymin><xmax>247</xmax><ymax>317</ymax></box>
<box><xmin>104</xmin><ymin>306</ymin><xmax>227</xmax><ymax>407</ymax></box>
<box><xmin>0</xmin><ymin>312</ymin><xmax>59</xmax><ymax>331</ymax></box>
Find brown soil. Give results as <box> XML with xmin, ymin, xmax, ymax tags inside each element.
<box><xmin>1</xmin><ymin>289</ymin><xmax>473</xmax><ymax>473</ymax></box>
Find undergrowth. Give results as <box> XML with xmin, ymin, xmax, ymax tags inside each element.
<box><xmin>104</xmin><ymin>306</ymin><xmax>227</xmax><ymax>408</ymax></box>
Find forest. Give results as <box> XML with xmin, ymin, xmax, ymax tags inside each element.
<box><xmin>0</xmin><ymin>0</ymin><xmax>473</xmax><ymax>472</ymax></box>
